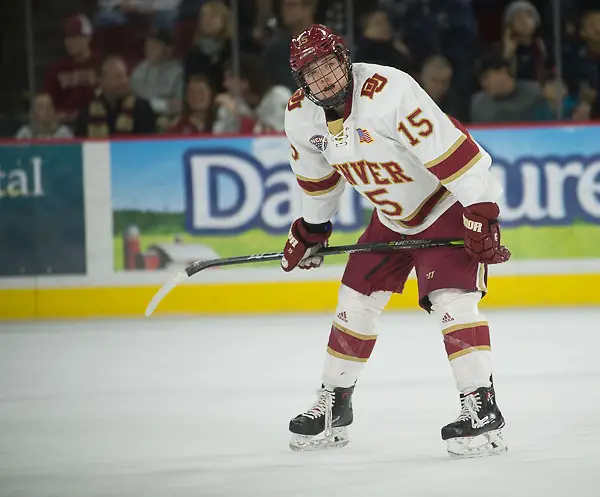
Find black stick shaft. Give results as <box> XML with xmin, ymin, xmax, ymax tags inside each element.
<box><xmin>185</xmin><ymin>238</ymin><xmax>464</xmax><ymax>277</ymax></box>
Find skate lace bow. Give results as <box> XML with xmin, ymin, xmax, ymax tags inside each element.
<box><xmin>303</xmin><ymin>389</ymin><xmax>334</xmax><ymax>419</ymax></box>
<box><xmin>456</xmin><ymin>393</ymin><xmax>485</xmax><ymax>427</ymax></box>
<box><xmin>328</xmin><ymin>126</ymin><xmax>349</xmax><ymax>147</ymax></box>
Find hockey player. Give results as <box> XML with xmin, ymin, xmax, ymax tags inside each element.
<box><xmin>282</xmin><ymin>24</ymin><xmax>511</xmax><ymax>458</ymax></box>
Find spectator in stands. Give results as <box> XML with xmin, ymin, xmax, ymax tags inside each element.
<box><xmin>177</xmin><ymin>0</ymin><xmax>209</xmax><ymax>22</ymax></box>
<box><xmin>184</xmin><ymin>1</ymin><xmax>232</xmax><ymax>94</ymax></box>
<box><xmin>176</xmin><ymin>0</ymin><xmax>275</xmax><ymax>56</ymax></box>
<box><xmin>168</xmin><ymin>75</ymin><xmax>215</xmax><ymax>134</ymax></box>
<box><xmin>132</xmin><ymin>28</ymin><xmax>184</xmax><ymax>130</ymax></box>
<box><xmin>213</xmin><ymin>53</ymin><xmax>292</xmax><ymax>134</ymax></box>
<box><xmin>94</xmin><ymin>0</ymin><xmax>179</xmax><ymax>30</ymax></box>
<box><xmin>576</xmin><ymin>9</ymin><xmax>600</xmax><ymax>119</ymax></box>
<box><xmin>379</xmin><ymin>0</ymin><xmax>478</xmax><ymax>90</ymax></box>
<box><xmin>532</xmin><ymin>75</ymin><xmax>578</xmax><ymax>121</ymax></box>
<box><xmin>231</xmin><ymin>0</ymin><xmax>277</xmax><ymax>55</ymax></box>
<box><xmin>316</xmin><ymin>0</ymin><xmax>376</xmax><ymax>42</ymax></box>
<box><xmin>75</xmin><ymin>55</ymin><xmax>157</xmax><ymax>137</ymax></box>
<box><xmin>572</xmin><ymin>100</ymin><xmax>594</xmax><ymax>121</ymax></box>
<box><xmin>43</xmin><ymin>14</ymin><xmax>100</xmax><ymax>124</ymax></box>
<box><xmin>470</xmin><ymin>54</ymin><xmax>543</xmax><ymax>123</ymax></box>
<box><xmin>502</xmin><ymin>1</ymin><xmax>548</xmax><ymax>83</ymax></box>
<box><xmin>262</xmin><ymin>0</ymin><xmax>318</xmax><ymax>92</ymax></box>
<box><xmin>15</xmin><ymin>93</ymin><xmax>74</xmax><ymax>140</ymax></box>
<box><xmin>354</xmin><ymin>10</ymin><xmax>412</xmax><ymax>73</ymax></box>
<box><xmin>419</xmin><ymin>55</ymin><xmax>468</xmax><ymax>122</ymax></box>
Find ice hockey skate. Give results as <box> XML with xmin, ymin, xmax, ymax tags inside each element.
<box><xmin>289</xmin><ymin>385</ymin><xmax>354</xmax><ymax>451</ymax></box>
<box><xmin>442</xmin><ymin>385</ymin><xmax>507</xmax><ymax>458</ymax></box>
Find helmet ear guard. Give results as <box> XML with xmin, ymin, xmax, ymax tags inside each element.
<box><xmin>289</xmin><ymin>24</ymin><xmax>353</xmax><ymax>110</ymax></box>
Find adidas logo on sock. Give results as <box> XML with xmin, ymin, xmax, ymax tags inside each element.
<box><xmin>442</xmin><ymin>312</ymin><xmax>454</xmax><ymax>324</ymax></box>
<box><xmin>337</xmin><ymin>311</ymin><xmax>348</xmax><ymax>323</ymax></box>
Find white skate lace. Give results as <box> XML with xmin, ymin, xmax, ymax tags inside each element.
<box><xmin>455</xmin><ymin>392</ymin><xmax>485</xmax><ymax>427</ymax></box>
<box><xmin>328</xmin><ymin>127</ymin><xmax>349</xmax><ymax>147</ymax></box>
<box><xmin>303</xmin><ymin>388</ymin><xmax>334</xmax><ymax>420</ymax></box>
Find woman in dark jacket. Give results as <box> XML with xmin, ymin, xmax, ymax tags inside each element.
<box><xmin>184</xmin><ymin>0</ymin><xmax>232</xmax><ymax>94</ymax></box>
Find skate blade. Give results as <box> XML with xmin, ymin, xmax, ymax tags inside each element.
<box><xmin>447</xmin><ymin>429</ymin><xmax>507</xmax><ymax>459</ymax></box>
<box><xmin>289</xmin><ymin>427</ymin><xmax>349</xmax><ymax>452</ymax></box>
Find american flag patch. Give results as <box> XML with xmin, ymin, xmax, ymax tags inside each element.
<box><xmin>357</xmin><ymin>128</ymin><xmax>374</xmax><ymax>143</ymax></box>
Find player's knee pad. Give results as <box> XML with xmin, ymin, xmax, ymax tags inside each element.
<box><xmin>333</xmin><ymin>285</ymin><xmax>390</xmax><ymax>335</ymax></box>
<box><xmin>428</xmin><ymin>289</ymin><xmax>483</xmax><ymax>328</ymax></box>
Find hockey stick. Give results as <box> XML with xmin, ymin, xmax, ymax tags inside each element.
<box><xmin>144</xmin><ymin>238</ymin><xmax>464</xmax><ymax>317</ymax></box>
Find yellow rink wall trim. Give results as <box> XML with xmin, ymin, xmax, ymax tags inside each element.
<box><xmin>1</xmin><ymin>273</ymin><xmax>599</xmax><ymax>319</ymax></box>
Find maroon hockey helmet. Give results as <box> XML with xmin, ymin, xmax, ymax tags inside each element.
<box><xmin>289</xmin><ymin>24</ymin><xmax>352</xmax><ymax>109</ymax></box>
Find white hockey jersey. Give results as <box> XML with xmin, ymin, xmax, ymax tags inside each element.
<box><xmin>284</xmin><ymin>62</ymin><xmax>502</xmax><ymax>235</ymax></box>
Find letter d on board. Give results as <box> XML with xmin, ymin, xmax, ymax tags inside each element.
<box><xmin>188</xmin><ymin>153</ymin><xmax>263</xmax><ymax>232</ymax></box>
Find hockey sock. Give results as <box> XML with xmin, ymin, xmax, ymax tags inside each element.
<box><xmin>429</xmin><ymin>289</ymin><xmax>493</xmax><ymax>393</ymax></box>
<box><xmin>322</xmin><ymin>285</ymin><xmax>390</xmax><ymax>388</ymax></box>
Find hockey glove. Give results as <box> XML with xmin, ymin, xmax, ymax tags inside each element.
<box><xmin>281</xmin><ymin>219</ymin><xmax>332</xmax><ymax>272</ymax></box>
<box><xmin>462</xmin><ymin>202</ymin><xmax>511</xmax><ymax>264</ymax></box>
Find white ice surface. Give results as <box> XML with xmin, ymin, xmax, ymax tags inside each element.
<box><xmin>0</xmin><ymin>308</ymin><xmax>599</xmax><ymax>497</ymax></box>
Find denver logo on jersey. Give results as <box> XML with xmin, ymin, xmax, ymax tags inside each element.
<box><xmin>357</xmin><ymin>128</ymin><xmax>374</xmax><ymax>143</ymax></box>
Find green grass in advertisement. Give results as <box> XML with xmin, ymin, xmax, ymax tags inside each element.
<box><xmin>112</xmin><ymin>210</ymin><xmax>599</xmax><ymax>271</ymax></box>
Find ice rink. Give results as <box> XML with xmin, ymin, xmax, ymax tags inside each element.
<box><xmin>1</xmin><ymin>307</ymin><xmax>599</xmax><ymax>497</ymax></box>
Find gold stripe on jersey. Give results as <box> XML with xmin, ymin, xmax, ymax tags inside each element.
<box><xmin>440</xmin><ymin>151</ymin><xmax>482</xmax><ymax>185</ymax></box>
<box><xmin>399</xmin><ymin>184</ymin><xmax>443</xmax><ymax>221</ymax></box>
<box><xmin>301</xmin><ymin>179</ymin><xmax>342</xmax><ymax>196</ymax></box>
<box><xmin>296</xmin><ymin>172</ymin><xmax>343</xmax><ymax>196</ymax></box>
<box><xmin>296</xmin><ymin>170</ymin><xmax>338</xmax><ymax>183</ymax></box>
<box><xmin>424</xmin><ymin>134</ymin><xmax>466</xmax><ymax>169</ymax></box>
<box><xmin>391</xmin><ymin>187</ymin><xmax>452</xmax><ymax>229</ymax></box>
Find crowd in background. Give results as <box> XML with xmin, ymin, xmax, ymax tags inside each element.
<box><xmin>9</xmin><ymin>0</ymin><xmax>600</xmax><ymax>141</ymax></box>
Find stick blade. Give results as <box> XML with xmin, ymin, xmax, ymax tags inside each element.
<box><xmin>145</xmin><ymin>271</ymin><xmax>188</xmax><ymax>317</ymax></box>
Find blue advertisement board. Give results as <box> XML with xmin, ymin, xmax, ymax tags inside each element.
<box><xmin>110</xmin><ymin>125</ymin><xmax>600</xmax><ymax>271</ymax></box>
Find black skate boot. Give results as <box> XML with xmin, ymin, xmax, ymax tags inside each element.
<box><xmin>441</xmin><ymin>385</ymin><xmax>507</xmax><ymax>458</ymax></box>
<box><xmin>289</xmin><ymin>385</ymin><xmax>354</xmax><ymax>451</ymax></box>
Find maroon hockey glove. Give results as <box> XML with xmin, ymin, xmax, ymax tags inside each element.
<box><xmin>281</xmin><ymin>219</ymin><xmax>332</xmax><ymax>272</ymax></box>
<box><xmin>462</xmin><ymin>202</ymin><xmax>511</xmax><ymax>264</ymax></box>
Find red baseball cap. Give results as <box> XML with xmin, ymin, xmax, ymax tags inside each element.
<box><xmin>63</xmin><ymin>14</ymin><xmax>93</xmax><ymax>37</ymax></box>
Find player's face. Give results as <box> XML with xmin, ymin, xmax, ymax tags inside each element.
<box><xmin>301</xmin><ymin>54</ymin><xmax>348</xmax><ymax>102</ymax></box>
